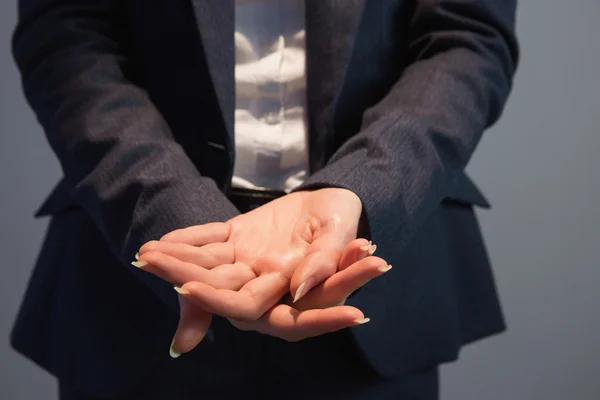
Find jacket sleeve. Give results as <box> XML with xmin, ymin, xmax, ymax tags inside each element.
<box><xmin>295</xmin><ymin>0</ymin><xmax>519</xmax><ymax>254</ymax></box>
<box><xmin>13</xmin><ymin>0</ymin><xmax>239</xmax><ymax>314</ymax></box>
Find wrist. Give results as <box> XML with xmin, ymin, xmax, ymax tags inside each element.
<box><xmin>318</xmin><ymin>188</ymin><xmax>370</xmax><ymax>238</ymax></box>
<box><xmin>318</xmin><ymin>187</ymin><xmax>361</xmax><ymax>203</ymax></box>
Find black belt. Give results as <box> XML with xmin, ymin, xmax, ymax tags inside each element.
<box><xmin>228</xmin><ymin>187</ymin><xmax>286</xmax><ymax>214</ymax></box>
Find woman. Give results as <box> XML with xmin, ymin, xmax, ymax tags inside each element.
<box><xmin>11</xmin><ymin>0</ymin><xmax>518</xmax><ymax>399</ymax></box>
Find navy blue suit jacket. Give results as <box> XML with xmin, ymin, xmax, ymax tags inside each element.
<box><xmin>11</xmin><ymin>0</ymin><xmax>518</xmax><ymax>397</ymax></box>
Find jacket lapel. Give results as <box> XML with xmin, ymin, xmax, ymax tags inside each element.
<box><xmin>189</xmin><ymin>0</ymin><xmax>235</xmax><ymax>147</ymax></box>
<box><xmin>305</xmin><ymin>0</ymin><xmax>366</xmax><ymax>172</ymax></box>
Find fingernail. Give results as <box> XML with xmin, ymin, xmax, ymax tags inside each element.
<box><xmin>354</xmin><ymin>318</ymin><xmax>371</xmax><ymax>325</ymax></box>
<box><xmin>378</xmin><ymin>264</ymin><xmax>392</xmax><ymax>273</ymax></box>
<box><xmin>359</xmin><ymin>240</ymin><xmax>372</xmax><ymax>252</ymax></box>
<box><xmin>169</xmin><ymin>339</ymin><xmax>181</xmax><ymax>359</ymax></box>
<box><xmin>293</xmin><ymin>277</ymin><xmax>316</xmax><ymax>303</ymax></box>
<box><xmin>134</xmin><ymin>252</ymin><xmax>140</xmax><ymax>260</ymax></box>
<box><xmin>174</xmin><ymin>286</ymin><xmax>190</xmax><ymax>295</ymax></box>
<box><xmin>368</xmin><ymin>244</ymin><xmax>377</xmax><ymax>255</ymax></box>
<box><xmin>131</xmin><ymin>260</ymin><xmax>147</xmax><ymax>268</ymax></box>
<box><xmin>359</xmin><ymin>241</ymin><xmax>376</xmax><ymax>256</ymax></box>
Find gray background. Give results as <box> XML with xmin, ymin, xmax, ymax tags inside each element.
<box><xmin>1</xmin><ymin>0</ymin><xmax>598</xmax><ymax>399</ymax></box>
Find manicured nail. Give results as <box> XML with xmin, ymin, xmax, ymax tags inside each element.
<box><xmin>368</xmin><ymin>244</ymin><xmax>377</xmax><ymax>255</ymax></box>
<box><xmin>359</xmin><ymin>240</ymin><xmax>372</xmax><ymax>252</ymax></box>
<box><xmin>174</xmin><ymin>286</ymin><xmax>190</xmax><ymax>295</ymax></box>
<box><xmin>359</xmin><ymin>241</ymin><xmax>376</xmax><ymax>256</ymax></box>
<box><xmin>131</xmin><ymin>260</ymin><xmax>147</xmax><ymax>268</ymax></box>
<box><xmin>293</xmin><ymin>277</ymin><xmax>316</xmax><ymax>303</ymax></box>
<box><xmin>169</xmin><ymin>339</ymin><xmax>181</xmax><ymax>359</ymax></box>
<box><xmin>134</xmin><ymin>252</ymin><xmax>140</xmax><ymax>260</ymax></box>
<box><xmin>354</xmin><ymin>318</ymin><xmax>371</xmax><ymax>325</ymax></box>
<box><xmin>378</xmin><ymin>264</ymin><xmax>392</xmax><ymax>273</ymax></box>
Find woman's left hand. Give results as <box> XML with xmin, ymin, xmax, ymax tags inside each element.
<box><xmin>137</xmin><ymin>237</ymin><xmax>389</xmax><ymax>356</ymax></box>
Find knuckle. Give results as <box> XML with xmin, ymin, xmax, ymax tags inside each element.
<box><xmin>246</xmin><ymin>309</ymin><xmax>262</xmax><ymax>321</ymax></box>
<box><xmin>260</xmin><ymin>253</ymin><xmax>291</xmax><ymax>273</ymax></box>
<box><xmin>240</xmin><ymin>302</ymin><xmax>263</xmax><ymax>321</ymax></box>
<box><xmin>213</xmin><ymin>277</ymin><xmax>230</xmax><ymax>291</ymax></box>
<box><xmin>140</xmin><ymin>240</ymin><xmax>160</xmax><ymax>254</ymax></box>
<box><xmin>182</xmin><ymin>281</ymin><xmax>200</xmax><ymax>293</ymax></box>
<box><xmin>141</xmin><ymin>250</ymin><xmax>161</xmax><ymax>263</ymax></box>
<box><xmin>160</xmin><ymin>231</ymin><xmax>177</xmax><ymax>241</ymax></box>
<box><xmin>223</xmin><ymin>221</ymin><xmax>233</xmax><ymax>238</ymax></box>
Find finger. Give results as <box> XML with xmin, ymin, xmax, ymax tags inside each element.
<box><xmin>136</xmin><ymin>251</ymin><xmax>251</xmax><ymax>290</ymax></box>
<box><xmin>170</xmin><ymin>295</ymin><xmax>212</xmax><ymax>358</ymax></box>
<box><xmin>210</xmin><ymin>262</ymin><xmax>257</xmax><ymax>288</ymax></box>
<box><xmin>289</xmin><ymin>233</ymin><xmax>346</xmax><ymax>303</ymax></box>
<box><xmin>293</xmin><ymin>256</ymin><xmax>391</xmax><ymax>310</ymax></box>
<box><xmin>338</xmin><ymin>238</ymin><xmax>376</xmax><ymax>271</ymax></box>
<box><xmin>160</xmin><ymin>222</ymin><xmax>231</xmax><ymax>246</ymax></box>
<box><xmin>178</xmin><ymin>273</ymin><xmax>289</xmax><ymax>320</ymax></box>
<box><xmin>139</xmin><ymin>241</ymin><xmax>234</xmax><ymax>269</ymax></box>
<box><xmin>231</xmin><ymin>304</ymin><xmax>369</xmax><ymax>342</ymax></box>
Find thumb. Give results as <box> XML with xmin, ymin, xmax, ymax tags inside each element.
<box><xmin>169</xmin><ymin>295</ymin><xmax>212</xmax><ymax>358</ymax></box>
<box><xmin>288</xmin><ymin>238</ymin><xmax>373</xmax><ymax>305</ymax></box>
<box><xmin>289</xmin><ymin>187</ymin><xmax>363</xmax><ymax>302</ymax></box>
<box><xmin>289</xmin><ymin>231</ymin><xmax>348</xmax><ymax>303</ymax></box>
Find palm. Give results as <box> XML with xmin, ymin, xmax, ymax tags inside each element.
<box><xmin>226</xmin><ymin>196</ymin><xmax>306</xmax><ymax>277</ymax></box>
<box><xmin>226</xmin><ymin>189</ymin><xmax>361</xmax><ymax>287</ymax></box>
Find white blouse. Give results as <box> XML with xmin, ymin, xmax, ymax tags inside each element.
<box><xmin>232</xmin><ymin>0</ymin><xmax>308</xmax><ymax>192</ymax></box>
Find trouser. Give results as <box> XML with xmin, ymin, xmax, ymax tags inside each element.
<box><xmin>59</xmin><ymin>316</ymin><xmax>438</xmax><ymax>400</ymax></box>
